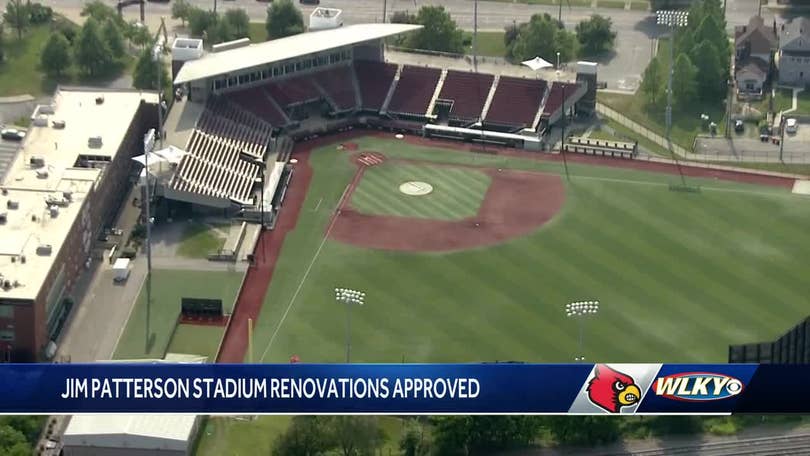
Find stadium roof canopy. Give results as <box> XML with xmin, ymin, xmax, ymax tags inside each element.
<box><xmin>174</xmin><ymin>23</ymin><xmax>422</xmax><ymax>84</ymax></box>
<box><xmin>63</xmin><ymin>414</ymin><xmax>198</xmax><ymax>451</ymax></box>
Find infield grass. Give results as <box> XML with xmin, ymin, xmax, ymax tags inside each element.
<box><xmin>244</xmin><ymin>136</ymin><xmax>809</xmax><ymax>366</ymax></box>
<box><xmin>351</xmin><ymin>163</ymin><xmax>491</xmax><ymax>220</ymax></box>
<box><xmin>113</xmin><ymin>269</ymin><xmax>243</xmax><ymax>360</ymax></box>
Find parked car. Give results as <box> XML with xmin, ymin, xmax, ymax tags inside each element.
<box><xmin>0</xmin><ymin>128</ymin><xmax>25</xmax><ymax>141</ymax></box>
<box><xmin>300</xmin><ymin>0</ymin><xmax>320</xmax><ymax>4</ymax></box>
<box><xmin>734</xmin><ymin>120</ymin><xmax>744</xmax><ymax>133</ymax></box>
<box><xmin>785</xmin><ymin>118</ymin><xmax>798</xmax><ymax>134</ymax></box>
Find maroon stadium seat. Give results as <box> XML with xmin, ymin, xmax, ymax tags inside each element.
<box><xmin>312</xmin><ymin>65</ymin><xmax>358</xmax><ymax>111</ymax></box>
<box><xmin>437</xmin><ymin>70</ymin><xmax>494</xmax><ymax>121</ymax></box>
<box><xmin>485</xmin><ymin>76</ymin><xmax>547</xmax><ymax>129</ymax></box>
<box><xmin>542</xmin><ymin>82</ymin><xmax>580</xmax><ymax>118</ymax></box>
<box><xmin>388</xmin><ymin>66</ymin><xmax>442</xmax><ymax>116</ymax></box>
<box><xmin>354</xmin><ymin>60</ymin><xmax>398</xmax><ymax>111</ymax></box>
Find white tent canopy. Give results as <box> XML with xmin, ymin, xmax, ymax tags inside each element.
<box><xmin>521</xmin><ymin>56</ymin><xmax>553</xmax><ymax>71</ymax></box>
<box><xmin>132</xmin><ymin>145</ymin><xmax>187</xmax><ymax>167</ymax></box>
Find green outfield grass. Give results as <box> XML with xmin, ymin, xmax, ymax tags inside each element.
<box><xmin>113</xmin><ymin>269</ymin><xmax>243</xmax><ymax>360</ymax></box>
<box><xmin>166</xmin><ymin>324</ymin><xmax>224</xmax><ymax>361</ymax></box>
<box><xmin>243</xmin><ymin>136</ymin><xmax>809</xmax><ymax>366</ymax></box>
<box><xmin>351</xmin><ymin>163</ymin><xmax>491</xmax><ymax>220</ymax></box>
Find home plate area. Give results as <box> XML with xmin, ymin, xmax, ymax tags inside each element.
<box><xmin>353</xmin><ymin>151</ymin><xmax>386</xmax><ymax>167</ymax></box>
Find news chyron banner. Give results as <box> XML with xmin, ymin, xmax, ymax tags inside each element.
<box><xmin>0</xmin><ymin>363</ymin><xmax>805</xmax><ymax>414</ymax></box>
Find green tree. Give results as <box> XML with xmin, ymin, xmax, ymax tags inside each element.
<box><xmin>171</xmin><ymin>0</ymin><xmax>192</xmax><ymax>27</ymax></box>
<box><xmin>690</xmin><ymin>40</ymin><xmax>724</xmax><ymax>99</ymax></box>
<box><xmin>641</xmin><ymin>56</ymin><xmax>664</xmax><ymax>106</ymax></box>
<box><xmin>28</xmin><ymin>3</ymin><xmax>53</xmax><ymax>25</ymax></box>
<box><xmin>224</xmin><ymin>9</ymin><xmax>250</xmax><ymax>40</ymax></box>
<box><xmin>81</xmin><ymin>0</ymin><xmax>126</xmax><ymax>29</ymax></box>
<box><xmin>0</xmin><ymin>25</ymin><xmax>5</xmax><ymax>62</ymax></box>
<box><xmin>272</xmin><ymin>416</ymin><xmax>333</xmax><ymax>456</ymax></box>
<box><xmin>132</xmin><ymin>47</ymin><xmax>169</xmax><ymax>91</ymax></box>
<box><xmin>4</xmin><ymin>0</ymin><xmax>30</xmax><ymax>40</ymax></box>
<box><xmin>432</xmin><ymin>416</ymin><xmax>540</xmax><ymax>455</ymax></box>
<box><xmin>399</xmin><ymin>419</ymin><xmax>431</xmax><ymax>456</ymax></box>
<box><xmin>188</xmin><ymin>7</ymin><xmax>218</xmax><ymax>38</ymax></box>
<box><xmin>510</xmin><ymin>13</ymin><xmax>577</xmax><ymax>63</ymax></box>
<box><xmin>265</xmin><ymin>0</ymin><xmax>305</xmax><ymax>40</ymax></box>
<box><xmin>576</xmin><ymin>14</ymin><xmax>616</xmax><ymax>56</ymax></box>
<box><xmin>545</xmin><ymin>416</ymin><xmax>621</xmax><ymax>446</ymax></box>
<box><xmin>40</xmin><ymin>32</ymin><xmax>71</xmax><ymax>77</ymax></box>
<box><xmin>210</xmin><ymin>18</ymin><xmax>234</xmax><ymax>45</ymax></box>
<box><xmin>328</xmin><ymin>416</ymin><xmax>385</xmax><ymax>456</ymax></box>
<box><xmin>102</xmin><ymin>19</ymin><xmax>126</xmax><ymax>59</ymax></box>
<box><xmin>130</xmin><ymin>23</ymin><xmax>152</xmax><ymax>49</ymax></box>
<box><xmin>75</xmin><ymin>18</ymin><xmax>114</xmax><ymax>76</ymax></box>
<box><xmin>0</xmin><ymin>425</ymin><xmax>26</xmax><ymax>449</ymax></box>
<box><xmin>432</xmin><ymin>417</ymin><xmax>470</xmax><ymax>456</ymax></box>
<box><xmin>407</xmin><ymin>6</ymin><xmax>464</xmax><ymax>53</ymax></box>
<box><xmin>672</xmin><ymin>53</ymin><xmax>698</xmax><ymax>108</ymax></box>
<box><xmin>390</xmin><ymin>10</ymin><xmax>416</xmax><ymax>24</ymax></box>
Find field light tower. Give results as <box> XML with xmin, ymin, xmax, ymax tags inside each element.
<box><xmin>335</xmin><ymin>287</ymin><xmax>365</xmax><ymax>363</ymax></box>
<box><xmin>656</xmin><ymin>10</ymin><xmax>689</xmax><ymax>188</ymax></box>
<box><xmin>565</xmin><ymin>300</ymin><xmax>600</xmax><ymax>362</ymax></box>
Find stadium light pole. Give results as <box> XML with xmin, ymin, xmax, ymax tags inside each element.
<box><xmin>335</xmin><ymin>288</ymin><xmax>365</xmax><ymax>363</ymax></box>
<box><xmin>142</xmin><ymin>128</ymin><xmax>155</xmax><ymax>353</ymax></box>
<box><xmin>657</xmin><ymin>10</ymin><xmax>689</xmax><ymax>188</ymax></box>
<box><xmin>565</xmin><ymin>300</ymin><xmax>599</xmax><ymax>362</ymax></box>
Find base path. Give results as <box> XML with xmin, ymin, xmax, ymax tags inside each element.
<box><xmin>330</xmin><ymin>166</ymin><xmax>566</xmax><ymax>252</ymax></box>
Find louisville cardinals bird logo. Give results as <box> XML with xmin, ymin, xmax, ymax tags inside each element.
<box><xmin>587</xmin><ymin>364</ymin><xmax>642</xmax><ymax>413</ymax></box>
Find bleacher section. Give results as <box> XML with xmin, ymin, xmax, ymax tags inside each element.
<box><xmin>485</xmin><ymin>76</ymin><xmax>547</xmax><ymax>129</ymax></box>
<box><xmin>312</xmin><ymin>65</ymin><xmax>358</xmax><ymax>112</ymax></box>
<box><xmin>388</xmin><ymin>66</ymin><xmax>442</xmax><ymax>116</ymax></box>
<box><xmin>542</xmin><ymin>82</ymin><xmax>580</xmax><ymax>118</ymax></box>
<box><xmin>229</xmin><ymin>87</ymin><xmax>288</xmax><ymax>127</ymax></box>
<box><xmin>354</xmin><ymin>61</ymin><xmax>398</xmax><ymax>111</ymax></box>
<box><xmin>170</xmin><ymin>98</ymin><xmax>271</xmax><ymax>204</ymax></box>
<box><xmin>266</xmin><ymin>78</ymin><xmax>321</xmax><ymax>107</ymax></box>
<box><xmin>437</xmin><ymin>71</ymin><xmax>495</xmax><ymax>122</ymax></box>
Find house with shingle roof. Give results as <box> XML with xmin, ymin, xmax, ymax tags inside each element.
<box><xmin>778</xmin><ymin>17</ymin><xmax>810</xmax><ymax>86</ymax></box>
<box><xmin>734</xmin><ymin>16</ymin><xmax>777</xmax><ymax>96</ymax></box>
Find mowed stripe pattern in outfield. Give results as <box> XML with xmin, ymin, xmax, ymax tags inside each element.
<box><xmin>350</xmin><ymin>163</ymin><xmax>491</xmax><ymax>220</ymax></box>
<box><xmin>250</xmin><ymin>137</ymin><xmax>810</xmax><ymax>365</ymax></box>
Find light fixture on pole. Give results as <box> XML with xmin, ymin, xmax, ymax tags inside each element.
<box><xmin>335</xmin><ymin>287</ymin><xmax>365</xmax><ymax>363</ymax></box>
<box><xmin>656</xmin><ymin>10</ymin><xmax>690</xmax><ymax>190</ymax></box>
<box><xmin>565</xmin><ymin>300</ymin><xmax>600</xmax><ymax>362</ymax></box>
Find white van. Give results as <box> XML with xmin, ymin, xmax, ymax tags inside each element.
<box><xmin>786</xmin><ymin>118</ymin><xmax>798</xmax><ymax>134</ymax></box>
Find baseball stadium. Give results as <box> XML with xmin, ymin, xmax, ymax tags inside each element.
<box><xmin>107</xmin><ymin>18</ymin><xmax>810</xmax><ymax>452</ymax></box>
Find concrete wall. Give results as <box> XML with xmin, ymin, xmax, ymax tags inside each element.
<box><xmin>62</xmin><ymin>446</ymin><xmax>186</xmax><ymax>456</ymax></box>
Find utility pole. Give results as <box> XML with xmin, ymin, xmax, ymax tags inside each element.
<box><xmin>560</xmin><ymin>83</ymin><xmax>570</xmax><ymax>181</ymax></box>
<box><xmin>382</xmin><ymin>0</ymin><xmax>387</xmax><ymax>23</ymax></box>
<box><xmin>473</xmin><ymin>0</ymin><xmax>478</xmax><ymax>69</ymax></box>
<box><xmin>657</xmin><ymin>10</ymin><xmax>689</xmax><ymax>189</ymax></box>
<box><xmin>143</xmin><ymin>129</ymin><xmax>154</xmax><ymax>354</ymax></box>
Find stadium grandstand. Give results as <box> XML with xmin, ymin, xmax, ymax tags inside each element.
<box><xmin>162</xmin><ymin>22</ymin><xmax>591</xmax><ymax>217</ymax></box>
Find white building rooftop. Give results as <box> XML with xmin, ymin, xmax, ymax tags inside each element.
<box><xmin>0</xmin><ymin>88</ymin><xmax>158</xmax><ymax>301</ymax></box>
<box><xmin>174</xmin><ymin>23</ymin><xmax>422</xmax><ymax>84</ymax></box>
<box><xmin>63</xmin><ymin>414</ymin><xmax>198</xmax><ymax>452</ymax></box>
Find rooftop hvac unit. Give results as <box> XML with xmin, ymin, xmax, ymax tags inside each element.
<box><xmin>63</xmin><ymin>191</ymin><xmax>72</xmax><ymax>201</ymax></box>
<box><xmin>36</xmin><ymin>244</ymin><xmax>53</xmax><ymax>256</ymax></box>
<box><xmin>30</xmin><ymin>156</ymin><xmax>45</xmax><ymax>167</ymax></box>
<box><xmin>88</xmin><ymin>136</ymin><xmax>103</xmax><ymax>148</ymax></box>
<box><xmin>32</xmin><ymin>114</ymin><xmax>48</xmax><ymax>127</ymax></box>
<box><xmin>49</xmin><ymin>206</ymin><xmax>59</xmax><ymax>218</ymax></box>
<box><xmin>52</xmin><ymin>120</ymin><xmax>66</xmax><ymax>129</ymax></box>
<box><xmin>6</xmin><ymin>200</ymin><xmax>17</xmax><ymax>210</ymax></box>
<box><xmin>0</xmin><ymin>212</ymin><xmax>6</xmax><ymax>224</ymax></box>
<box><xmin>95</xmin><ymin>96</ymin><xmax>105</xmax><ymax>105</ymax></box>
<box><xmin>36</xmin><ymin>169</ymin><xmax>49</xmax><ymax>179</ymax></box>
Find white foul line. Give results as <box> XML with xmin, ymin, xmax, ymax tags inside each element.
<box><xmin>259</xmin><ymin>170</ymin><xmax>362</xmax><ymax>362</ymax></box>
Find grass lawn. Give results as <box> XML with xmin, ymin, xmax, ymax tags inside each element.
<box><xmin>706</xmin><ymin>161</ymin><xmax>810</xmax><ymax>176</ymax></box>
<box><xmin>598</xmin><ymin>117</ymin><xmax>673</xmax><ymax>157</ymax></box>
<box><xmin>464</xmin><ymin>31</ymin><xmax>507</xmax><ymax>58</ymax></box>
<box><xmin>113</xmin><ymin>269</ymin><xmax>243</xmax><ymax>360</ymax></box>
<box><xmin>248</xmin><ymin>22</ymin><xmax>267</xmax><ymax>43</ymax></box>
<box><xmin>247</xmin><ymin>135</ymin><xmax>808</xmax><ymax>366</ymax></box>
<box><xmin>351</xmin><ymin>163</ymin><xmax>491</xmax><ymax>220</ymax></box>
<box><xmin>176</xmin><ymin>222</ymin><xmax>228</xmax><ymax>258</ymax></box>
<box><xmin>0</xmin><ymin>22</ymin><xmax>134</xmax><ymax>97</ymax></box>
<box><xmin>630</xmin><ymin>1</ymin><xmax>650</xmax><ymax>10</ymax></box>
<box><xmin>166</xmin><ymin>324</ymin><xmax>224</xmax><ymax>361</ymax></box>
<box><xmin>771</xmin><ymin>88</ymin><xmax>810</xmax><ymax>116</ymax></box>
<box><xmin>195</xmin><ymin>416</ymin><xmax>409</xmax><ymax>456</ymax></box>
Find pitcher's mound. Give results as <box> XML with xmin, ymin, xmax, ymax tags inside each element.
<box><xmin>399</xmin><ymin>181</ymin><xmax>433</xmax><ymax>196</ymax></box>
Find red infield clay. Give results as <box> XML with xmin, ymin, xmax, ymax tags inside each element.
<box><xmin>341</xmin><ymin>142</ymin><xmax>359</xmax><ymax>151</ymax></box>
<box><xmin>330</xmin><ymin>165</ymin><xmax>566</xmax><ymax>252</ymax></box>
<box><xmin>179</xmin><ymin>315</ymin><xmax>230</xmax><ymax>327</ymax></box>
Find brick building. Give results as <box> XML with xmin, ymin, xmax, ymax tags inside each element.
<box><xmin>0</xmin><ymin>88</ymin><xmax>157</xmax><ymax>361</ymax></box>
